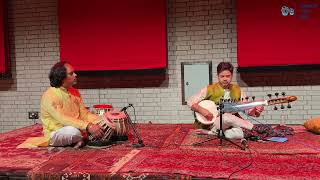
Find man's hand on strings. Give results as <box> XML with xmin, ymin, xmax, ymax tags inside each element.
<box><xmin>201</xmin><ymin>109</ymin><xmax>213</xmax><ymax>121</ymax></box>
<box><xmin>254</xmin><ymin>106</ymin><xmax>264</xmax><ymax>117</ymax></box>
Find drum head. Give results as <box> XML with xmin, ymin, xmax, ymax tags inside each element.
<box><xmin>106</xmin><ymin>110</ymin><xmax>127</xmax><ymax>119</ymax></box>
<box><xmin>195</xmin><ymin>100</ymin><xmax>218</xmax><ymax>125</ymax></box>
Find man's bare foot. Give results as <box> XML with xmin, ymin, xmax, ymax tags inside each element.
<box><xmin>73</xmin><ymin>140</ymin><xmax>85</xmax><ymax>148</ymax></box>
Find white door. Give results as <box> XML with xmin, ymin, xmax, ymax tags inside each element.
<box><xmin>182</xmin><ymin>62</ymin><xmax>211</xmax><ymax>104</ymax></box>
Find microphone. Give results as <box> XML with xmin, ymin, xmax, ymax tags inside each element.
<box><xmin>120</xmin><ymin>103</ymin><xmax>133</xmax><ymax>112</ymax></box>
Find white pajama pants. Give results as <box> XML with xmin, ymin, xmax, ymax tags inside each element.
<box><xmin>49</xmin><ymin>126</ymin><xmax>83</xmax><ymax>147</ymax></box>
<box><xmin>211</xmin><ymin>113</ymin><xmax>253</xmax><ymax>139</ymax></box>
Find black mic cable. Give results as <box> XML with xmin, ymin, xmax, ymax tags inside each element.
<box><xmin>120</xmin><ymin>103</ymin><xmax>133</xmax><ymax>112</ymax></box>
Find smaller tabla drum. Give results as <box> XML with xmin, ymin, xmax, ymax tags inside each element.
<box><xmin>93</xmin><ymin>104</ymin><xmax>113</xmax><ymax>115</ymax></box>
<box><xmin>105</xmin><ymin>110</ymin><xmax>129</xmax><ymax>136</ymax></box>
<box><xmin>87</xmin><ymin>114</ymin><xmax>115</xmax><ymax>146</ymax></box>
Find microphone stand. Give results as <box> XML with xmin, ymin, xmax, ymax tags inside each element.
<box><xmin>122</xmin><ymin>107</ymin><xmax>145</xmax><ymax>148</ymax></box>
<box><xmin>217</xmin><ymin>102</ymin><xmax>245</xmax><ymax>150</ymax></box>
<box><xmin>193</xmin><ymin>100</ymin><xmax>246</xmax><ymax>150</ymax></box>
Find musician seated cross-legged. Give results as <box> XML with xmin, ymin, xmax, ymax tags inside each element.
<box><xmin>187</xmin><ymin>62</ymin><xmax>264</xmax><ymax>144</ymax></box>
<box><xmin>40</xmin><ymin>61</ymin><xmax>114</xmax><ymax>148</ymax></box>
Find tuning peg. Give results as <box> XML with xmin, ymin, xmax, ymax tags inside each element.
<box><xmin>267</xmin><ymin>94</ymin><xmax>272</xmax><ymax>99</ymax></box>
<box><xmin>227</xmin><ymin>99</ymin><xmax>230</xmax><ymax>102</ymax></box>
<box><xmin>274</xmin><ymin>106</ymin><xmax>278</xmax><ymax>110</ymax></box>
<box><xmin>245</xmin><ymin>96</ymin><xmax>249</xmax><ymax>101</ymax></box>
<box><xmin>281</xmin><ymin>104</ymin><xmax>285</xmax><ymax>109</ymax></box>
<box><xmin>287</xmin><ymin>104</ymin><xmax>291</xmax><ymax>108</ymax></box>
<box><xmin>275</xmin><ymin>92</ymin><xmax>279</xmax><ymax>97</ymax></box>
<box><xmin>241</xmin><ymin>98</ymin><xmax>244</xmax><ymax>101</ymax></box>
<box><xmin>252</xmin><ymin>96</ymin><xmax>255</xmax><ymax>101</ymax></box>
<box><xmin>281</xmin><ymin>92</ymin><xmax>286</xmax><ymax>96</ymax></box>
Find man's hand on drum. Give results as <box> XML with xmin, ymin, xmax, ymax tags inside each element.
<box><xmin>87</xmin><ymin>123</ymin><xmax>104</xmax><ymax>139</ymax></box>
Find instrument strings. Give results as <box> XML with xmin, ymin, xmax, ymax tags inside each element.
<box><xmin>220</xmin><ymin>98</ymin><xmax>265</xmax><ymax>125</ymax></box>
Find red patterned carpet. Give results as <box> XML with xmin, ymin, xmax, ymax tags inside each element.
<box><xmin>0</xmin><ymin>124</ymin><xmax>62</xmax><ymax>174</ymax></box>
<box><xmin>1</xmin><ymin>124</ymin><xmax>320</xmax><ymax>179</ymax></box>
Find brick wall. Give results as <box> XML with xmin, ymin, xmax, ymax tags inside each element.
<box><xmin>0</xmin><ymin>0</ymin><xmax>319</xmax><ymax>133</ymax></box>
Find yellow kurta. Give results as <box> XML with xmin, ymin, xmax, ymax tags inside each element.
<box><xmin>18</xmin><ymin>87</ymin><xmax>99</xmax><ymax>148</ymax></box>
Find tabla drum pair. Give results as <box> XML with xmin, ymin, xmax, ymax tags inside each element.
<box><xmin>88</xmin><ymin>109</ymin><xmax>129</xmax><ymax>146</ymax></box>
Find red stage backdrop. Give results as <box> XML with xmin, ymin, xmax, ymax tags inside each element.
<box><xmin>237</xmin><ymin>0</ymin><xmax>320</xmax><ymax>68</ymax></box>
<box><xmin>58</xmin><ymin>0</ymin><xmax>167</xmax><ymax>71</ymax></box>
<box><xmin>0</xmin><ymin>0</ymin><xmax>6</xmax><ymax>73</ymax></box>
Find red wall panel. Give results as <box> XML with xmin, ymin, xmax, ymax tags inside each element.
<box><xmin>59</xmin><ymin>0</ymin><xmax>167</xmax><ymax>71</ymax></box>
<box><xmin>237</xmin><ymin>0</ymin><xmax>320</xmax><ymax>68</ymax></box>
<box><xmin>0</xmin><ymin>0</ymin><xmax>6</xmax><ymax>73</ymax></box>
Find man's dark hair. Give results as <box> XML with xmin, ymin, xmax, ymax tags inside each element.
<box><xmin>217</xmin><ymin>62</ymin><xmax>234</xmax><ymax>74</ymax></box>
<box><xmin>49</xmin><ymin>61</ymin><xmax>68</xmax><ymax>87</ymax></box>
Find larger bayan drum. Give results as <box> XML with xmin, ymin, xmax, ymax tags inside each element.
<box><xmin>87</xmin><ymin>113</ymin><xmax>115</xmax><ymax>146</ymax></box>
<box><xmin>105</xmin><ymin>110</ymin><xmax>129</xmax><ymax>136</ymax></box>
